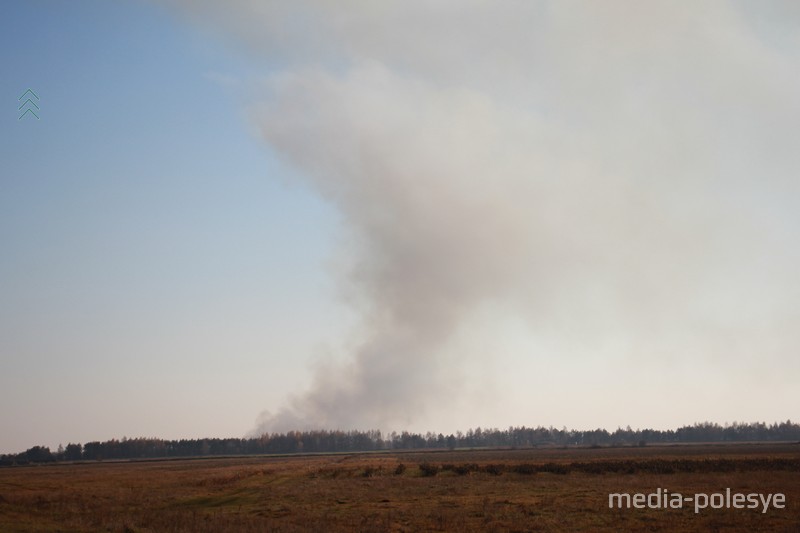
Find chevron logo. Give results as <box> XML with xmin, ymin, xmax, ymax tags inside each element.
<box><xmin>18</xmin><ymin>88</ymin><xmax>40</xmax><ymax>120</ymax></box>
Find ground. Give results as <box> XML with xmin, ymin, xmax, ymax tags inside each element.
<box><xmin>1</xmin><ymin>443</ymin><xmax>798</xmax><ymax>532</ymax></box>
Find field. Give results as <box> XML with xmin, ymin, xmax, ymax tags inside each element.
<box><xmin>1</xmin><ymin>443</ymin><xmax>798</xmax><ymax>532</ymax></box>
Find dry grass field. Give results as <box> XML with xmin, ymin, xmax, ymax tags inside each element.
<box><xmin>1</xmin><ymin>443</ymin><xmax>798</xmax><ymax>532</ymax></box>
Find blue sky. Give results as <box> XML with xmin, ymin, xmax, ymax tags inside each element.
<box><xmin>2</xmin><ymin>1</ymin><xmax>799</xmax><ymax>453</ymax></box>
<box><xmin>1</xmin><ymin>1</ymin><xmax>345</xmax><ymax>452</ymax></box>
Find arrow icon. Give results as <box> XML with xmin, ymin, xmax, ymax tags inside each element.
<box><xmin>18</xmin><ymin>88</ymin><xmax>40</xmax><ymax>120</ymax></box>
<box><xmin>19</xmin><ymin>108</ymin><xmax>40</xmax><ymax>120</ymax></box>
<box><xmin>18</xmin><ymin>99</ymin><xmax>40</xmax><ymax>111</ymax></box>
<box><xmin>19</xmin><ymin>89</ymin><xmax>39</xmax><ymax>100</ymax></box>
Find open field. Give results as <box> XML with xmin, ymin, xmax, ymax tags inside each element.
<box><xmin>1</xmin><ymin>443</ymin><xmax>798</xmax><ymax>532</ymax></box>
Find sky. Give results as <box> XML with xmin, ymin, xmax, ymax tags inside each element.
<box><xmin>1</xmin><ymin>1</ymin><xmax>799</xmax><ymax>453</ymax></box>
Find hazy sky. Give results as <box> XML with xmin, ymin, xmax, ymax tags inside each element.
<box><xmin>2</xmin><ymin>1</ymin><xmax>799</xmax><ymax>453</ymax></box>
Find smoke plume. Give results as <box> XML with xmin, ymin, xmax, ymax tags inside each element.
<box><xmin>165</xmin><ymin>1</ymin><xmax>800</xmax><ymax>433</ymax></box>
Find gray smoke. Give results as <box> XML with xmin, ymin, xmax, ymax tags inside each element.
<box><xmin>164</xmin><ymin>1</ymin><xmax>800</xmax><ymax>433</ymax></box>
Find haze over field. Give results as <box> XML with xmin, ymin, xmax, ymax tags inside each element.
<box><xmin>1</xmin><ymin>1</ymin><xmax>799</xmax><ymax>453</ymax></box>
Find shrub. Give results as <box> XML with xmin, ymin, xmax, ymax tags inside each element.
<box><xmin>454</xmin><ymin>463</ymin><xmax>480</xmax><ymax>476</ymax></box>
<box><xmin>540</xmin><ymin>463</ymin><xmax>569</xmax><ymax>475</ymax></box>
<box><xmin>419</xmin><ymin>462</ymin><xmax>439</xmax><ymax>477</ymax></box>
<box><xmin>511</xmin><ymin>463</ymin><xmax>537</xmax><ymax>475</ymax></box>
<box><xmin>482</xmin><ymin>464</ymin><xmax>504</xmax><ymax>476</ymax></box>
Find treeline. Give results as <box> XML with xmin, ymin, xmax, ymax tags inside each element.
<box><xmin>2</xmin><ymin>421</ymin><xmax>798</xmax><ymax>466</ymax></box>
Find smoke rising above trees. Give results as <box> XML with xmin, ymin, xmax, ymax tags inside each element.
<box><xmin>162</xmin><ymin>1</ymin><xmax>800</xmax><ymax>433</ymax></box>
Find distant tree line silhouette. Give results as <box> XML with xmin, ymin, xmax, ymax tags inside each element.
<box><xmin>2</xmin><ymin>421</ymin><xmax>798</xmax><ymax>466</ymax></box>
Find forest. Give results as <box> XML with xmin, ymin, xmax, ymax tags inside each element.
<box><xmin>3</xmin><ymin>420</ymin><xmax>798</xmax><ymax>466</ymax></box>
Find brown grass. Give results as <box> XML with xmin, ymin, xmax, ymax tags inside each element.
<box><xmin>0</xmin><ymin>443</ymin><xmax>798</xmax><ymax>532</ymax></box>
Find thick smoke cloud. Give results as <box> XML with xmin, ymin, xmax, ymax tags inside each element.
<box><xmin>165</xmin><ymin>1</ymin><xmax>800</xmax><ymax>433</ymax></box>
